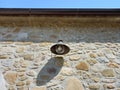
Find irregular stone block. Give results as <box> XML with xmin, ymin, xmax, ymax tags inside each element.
<box><xmin>104</xmin><ymin>83</ymin><xmax>115</xmax><ymax>89</ymax></box>
<box><xmin>89</xmin><ymin>83</ymin><xmax>100</xmax><ymax>90</ymax></box>
<box><xmin>23</xmin><ymin>54</ymin><xmax>34</xmax><ymax>61</ymax></box>
<box><xmin>87</xmin><ymin>59</ymin><xmax>97</xmax><ymax>65</ymax></box>
<box><xmin>105</xmin><ymin>54</ymin><xmax>116</xmax><ymax>59</ymax></box>
<box><xmin>76</xmin><ymin>61</ymin><xmax>89</xmax><ymax>71</ymax></box>
<box><xmin>97</xmin><ymin>57</ymin><xmax>109</xmax><ymax>63</ymax></box>
<box><xmin>61</xmin><ymin>67</ymin><xmax>74</xmax><ymax>76</ymax></box>
<box><xmin>102</xmin><ymin>78</ymin><xmax>116</xmax><ymax>83</ymax></box>
<box><xmin>91</xmin><ymin>63</ymin><xmax>105</xmax><ymax>72</ymax></box>
<box><xmin>19</xmin><ymin>76</ymin><xmax>28</xmax><ymax>81</ymax></box>
<box><xmin>65</xmin><ymin>77</ymin><xmax>84</xmax><ymax>90</ymax></box>
<box><xmin>4</xmin><ymin>71</ymin><xmax>18</xmax><ymax>85</ymax></box>
<box><xmin>26</xmin><ymin>79</ymin><xmax>31</xmax><ymax>85</ymax></box>
<box><xmin>101</xmin><ymin>69</ymin><xmax>115</xmax><ymax>77</ymax></box>
<box><xmin>0</xmin><ymin>55</ymin><xmax>8</xmax><ymax>59</ymax></box>
<box><xmin>16</xmin><ymin>47</ymin><xmax>24</xmax><ymax>53</ymax></box>
<box><xmin>16</xmin><ymin>81</ymin><xmax>25</xmax><ymax>86</ymax></box>
<box><xmin>26</xmin><ymin>70</ymin><xmax>36</xmax><ymax>77</ymax></box>
<box><xmin>69</xmin><ymin>55</ymin><xmax>80</xmax><ymax>61</ymax></box>
<box><xmin>89</xmin><ymin>53</ymin><xmax>97</xmax><ymax>58</ymax></box>
<box><xmin>32</xmin><ymin>86</ymin><xmax>46</xmax><ymax>90</ymax></box>
<box><xmin>8</xmin><ymin>85</ymin><xmax>15</xmax><ymax>90</ymax></box>
<box><xmin>108</xmin><ymin>62</ymin><xmax>119</xmax><ymax>68</ymax></box>
<box><xmin>17</xmin><ymin>87</ymin><xmax>29</xmax><ymax>90</ymax></box>
<box><xmin>15</xmin><ymin>42</ymin><xmax>32</xmax><ymax>45</ymax></box>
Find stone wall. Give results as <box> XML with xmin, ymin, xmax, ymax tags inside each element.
<box><xmin>0</xmin><ymin>24</ymin><xmax>120</xmax><ymax>90</ymax></box>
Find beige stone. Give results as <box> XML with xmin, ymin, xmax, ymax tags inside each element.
<box><xmin>30</xmin><ymin>66</ymin><xmax>39</xmax><ymax>69</ymax></box>
<box><xmin>8</xmin><ymin>85</ymin><xmax>15</xmax><ymax>90</ymax></box>
<box><xmin>69</xmin><ymin>55</ymin><xmax>80</xmax><ymax>61</ymax></box>
<box><xmin>4</xmin><ymin>71</ymin><xmax>17</xmax><ymax>85</ymax></box>
<box><xmin>16</xmin><ymin>81</ymin><xmax>25</xmax><ymax>86</ymax></box>
<box><xmin>17</xmin><ymin>87</ymin><xmax>29</xmax><ymax>90</ymax></box>
<box><xmin>13</xmin><ymin>61</ymin><xmax>20</xmax><ymax>68</ymax></box>
<box><xmin>87</xmin><ymin>59</ymin><xmax>97</xmax><ymax>65</ymax></box>
<box><xmin>63</xmin><ymin>61</ymin><xmax>70</xmax><ymax>67</ymax></box>
<box><xmin>32</xmin><ymin>86</ymin><xmax>46</xmax><ymax>90</ymax></box>
<box><xmin>23</xmin><ymin>54</ymin><xmax>34</xmax><ymax>61</ymax></box>
<box><xmin>16</xmin><ymin>47</ymin><xmax>24</xmax><ymax>53</ymax></box>
<box><xmin>89</xmin><ymin>83</ymin><xmax>100</xmax><ymax>90</ymax></box>
<box><xmin>91</xmin><ymin>77</ymin><xmax>100</xmax><ymax>83</ymax></box>
<box><xmin>39</xmin><ymin>42</ymin><xmax>51</xmax><ymax>47</ymax></box>
<box><xmin>89</xmin><ymin>53</ymin><xmax>97</xmax><ymax>58</ymax></box>
<box><xmin>97</xmin><ymin>53</ymin><xmax>104</xmax><ymax>57</ymax></box>
<box><xmin>18</xmin><ymin>72</ymin><xmax>24</xmax><ymax>77</ymax></box>
<box><xmin>19</xmin><ymin>76</ymin><xmax>28</xmax><ymax>81</ymax></box>
<box><xmin>104</xmin><ymin>83</ymin><xmax>115</xmax><ymax>89</ymax></box>
<box><xmin>61</xmin><ymin>67</ymin><xmax>74</xmax><ymax>76</ymax></box>
<box><xmin>15</xmin><ymin>42</ymin><xmax>32</xmax><ymax>45</ymax></box>
<box><xmin>101</xmin><ymin>69</ymin><xmax>115</xmax><ymax>77</ymax></box>
<box><xmin>108</xmin><ymin>62</ymin><xmax>119</xmax><ymax>68</ymax></box>
<box><xmin>65</xmin><ymin>77</ymin><xmax>84</xmax><ymax>90</ymax></box>
<box><xmin>20</xmin><ymin>61</ymin><xmax>29</xmax><ymax>68</ymax></box>
<box><xmin>26</xmin><ymin>70</ymin><xmax>36</xmax><ymax>77</ymax></box>
<box><xmin>76</xmin><ymin>61</ymin><xmax>89</xmax><ymax>71</ymax></box>
<box><xmin>26</xmin><ymin>80</ymin><xmax>31</xmax><ymax>85</ymax></box>
<box><xmin>16</xmin><ymin>68</ymin><xmax>26</xmax><ymax>72</ymax></box>
<box><xmin>0</xmin><ymin>41</ymin><xmax>14</xmax><ymax>44</ymax></box>
<box><xmin>55</xmin><ymin>75</ymin><xmax>65</xmax><ymax>81</ymax></box>
<box><xmin>0</xmin><ymin>47</ymin><xmax>14</xmax><ymax>53</ymax></box>
<box><xmin>0</xmin><ymin>55</ymin><xmax>8</xmax><ymax>59</ymax></box>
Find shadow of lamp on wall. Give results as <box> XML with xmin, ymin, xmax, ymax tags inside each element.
<box><xmin>36</xmin><ymin>40</ymin><xmax>70</xmax><ymax>86</ymax></box>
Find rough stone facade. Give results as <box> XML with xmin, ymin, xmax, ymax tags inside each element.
<box><xmin>0</xmin><ymin>17</ymin><xmax>120</xmax><ymax>90</ymax></box>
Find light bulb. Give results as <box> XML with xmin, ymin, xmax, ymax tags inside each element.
<box><xmin>56</xmin><ymin>45</ymin><xmax>65</xmax><ymax>54</ymax></box>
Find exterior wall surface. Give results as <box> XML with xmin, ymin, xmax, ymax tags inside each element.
<box><xmin>0</xmin><ymin>17</ymin><xmax>120</xmax><ymax>90</ymax></box>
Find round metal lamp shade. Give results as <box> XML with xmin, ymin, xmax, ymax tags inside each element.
<box><xmin>50</xmin><ymin>43</ymin><xmax>70</xmax><ymax>55</ymax></box>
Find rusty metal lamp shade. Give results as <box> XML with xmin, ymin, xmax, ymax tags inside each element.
<box><xmin>50</xmin><ymin>40</ymin><xmax>70</xmax><ymax>55</ymax></box>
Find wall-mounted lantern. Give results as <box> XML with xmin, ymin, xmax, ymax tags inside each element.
<box><xmin>50</xmin><ymin>40</ymin><xmax>70</xmax><ymax>55</ymax></box>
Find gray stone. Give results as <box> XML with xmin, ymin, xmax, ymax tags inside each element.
<box><xmin>1</xmin><ymin>60</ymin><xmax>14</xmax><ymax>67</ymax></box>
<box><xmin>105</xmin><ymin>54</ymin><xmax>116</xmax><ymax>59</ymax></box>
<box><xmin>91</xmin><ymin>63</ymin><xmax>105</xmax><ymax>72</ymax></box>
<box><xmin>97</xmin><ymin>57</ymin><xmax>109</xmax><ymax>63</ymax></box>
<box><xmin>115</xmin><ymin>59</ymin><xmax>120</xmax><ymax>64</ymax></box>
<box><xmin>102</xmin><ymin>78</ymin><xmax>116</xmax><ymax>83</ymax></box>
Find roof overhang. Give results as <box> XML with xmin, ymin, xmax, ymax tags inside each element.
<box><xmin>0</xmin><ymin>8</ymin><xmax>120</xmax><ymax>27</ymax></box>
<box><xmin>0</xmin><ymin>8</ymin><xmax>120</xmax><ymax>16</ymax></box>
